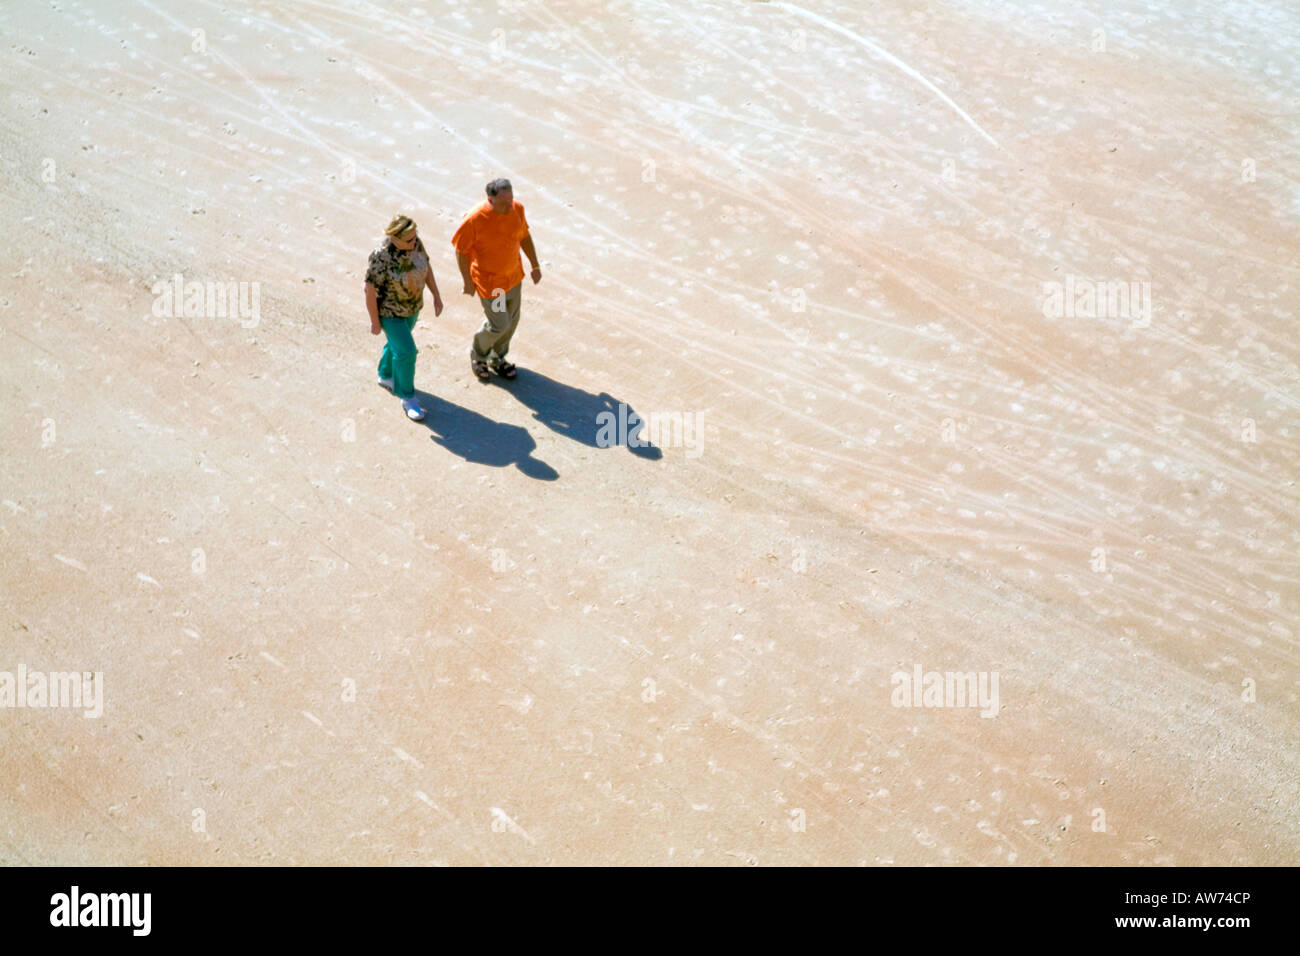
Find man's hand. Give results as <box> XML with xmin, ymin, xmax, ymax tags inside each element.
<box><xmin>520</xmin><ymin>236</ymin><xmax>541</xmax><ymax>285</ymax></box>
<box><xmin>456</xmin><ymin>252</ymin><xmax>475</xmax><ymax>296</ymax></box>
<box><xmin>433</xmin><ymin>295</ymin><xmax>444</xmax><ymax>317</ymax></box>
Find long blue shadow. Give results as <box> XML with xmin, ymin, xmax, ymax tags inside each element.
<box><xmin>490</xmin><ymin>369</ymin><xmax>663</xmax><ymax>460</ymax></box>
<box><xmin>411</xmin><ymin>388</ymin><xmax>558</xmax><ymax>481</ymax></box>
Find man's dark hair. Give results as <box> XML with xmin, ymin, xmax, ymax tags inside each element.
<box><xmin>486</xmin><ymin>178</ymin><xmax>512</xmax><ymax>197</ymax></box>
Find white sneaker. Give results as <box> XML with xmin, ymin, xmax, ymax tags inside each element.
<box><xmin>377</xmin><ymin>376</ymin><xmax>395</xmax><ymax>392</ymax></box>
<box><xmin>402</xmin><ymin>399</ymin><xmax>425</xmax><ymax>421</ymax></box>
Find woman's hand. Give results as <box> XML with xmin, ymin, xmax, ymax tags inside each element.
<box><xmin>364</xmin><ymin>282</ymin><xmax>381</xmax><ymax>335</ymax></box>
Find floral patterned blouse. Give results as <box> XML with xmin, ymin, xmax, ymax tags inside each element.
<box><xmin>365</xmin><ymin>237</ymin><xmax>429</xmax><ymax>318</ymax></box>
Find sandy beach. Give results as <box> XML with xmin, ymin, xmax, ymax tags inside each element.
<box><xmin>1</xmin><ymin>0</ymin><xmax>1297</xmax><ymax>864</ymax></box>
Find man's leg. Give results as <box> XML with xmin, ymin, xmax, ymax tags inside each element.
<box><xmin>472</xmin><ymin>285</ymin><xmax>520</xmax><ymax>362</ymax></box>
<box><xmin>380</xmin><ymin>313</ymin><xmax>419</xmax><ymax>398</ymax></box>
<box><xmin>490</xmin><ymin>283</ymin><xmax>523</xmax><ymax>363</ymax></box>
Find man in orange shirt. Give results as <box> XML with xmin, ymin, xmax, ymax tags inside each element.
<box><xmin>452</xmin><ymin>178</ymin><xmax>542</xmax><ymax>381</ymax></box>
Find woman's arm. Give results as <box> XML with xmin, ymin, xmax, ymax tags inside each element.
<box><xmin>425</xmin><ymin>269</ymin><xmax>444</xmax><ymax>317</ymax></box>
<box><xmin>364</xmin><ymin>281</ymin><xmax>381</xmax><ymax>334</ymax></box>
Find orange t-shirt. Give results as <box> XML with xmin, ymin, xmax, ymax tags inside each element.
<box><xmin>451</xmin><ymin>200</ymin><xmax>529</xmax><ymax>299</ymax></box>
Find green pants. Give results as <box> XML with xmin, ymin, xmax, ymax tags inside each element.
<box><xmin>472</xmin><ymin>283</ymin><xmax>522</xmax><ymax>363</ymax></box>
<box><xmin>378</xmin><ymin>311</ymin><xmax>419</xmax><ymax>399</ymax></box>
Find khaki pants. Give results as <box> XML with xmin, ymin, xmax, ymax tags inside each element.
<box><xmin>472</xmin><ymin>282</ymin><xmax>522</xmax><ymax>363</ymax></box>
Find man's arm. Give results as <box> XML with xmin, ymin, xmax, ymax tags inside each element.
<box><xmin>521</xmin><ymin>235</ymin><xmax>541</xmax><ymax>284</ymax></box>
<box><xmin>456</xmin><ymin>251</ymin><xmax>475</xmax><ymax>295</ymax></box>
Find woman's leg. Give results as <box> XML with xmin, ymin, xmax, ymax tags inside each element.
<box><xmin>379</xmin><ymin>312</ymin><xmax>419</xmax><ymax>398</ymax></box>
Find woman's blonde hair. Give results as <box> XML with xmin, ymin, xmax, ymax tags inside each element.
<box><xmin>384</xmin><ymin>215</ymin><xmax>418</xmax><ymax>239</ymax></box>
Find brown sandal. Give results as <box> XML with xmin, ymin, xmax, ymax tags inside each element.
<box><xmin>470</xmin><ymin>356</ymin><xmax>491</xmax><ymax>381</ymax></box>
<box><xmin>491</xmin><ymin>359</ymin><xmax>517</xmax><ymax>379</ymax></box>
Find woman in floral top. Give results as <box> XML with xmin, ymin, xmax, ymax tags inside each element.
<box><xmin>365</xmin><ymin>215</ymin><xmax>444</xmax><ymax>421</ymax></box>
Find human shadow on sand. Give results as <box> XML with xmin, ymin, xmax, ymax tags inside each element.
<box><xmin>489</xmin><ymin>369</ymin><xmax>663</xmax><ymax>461</ymax></box>
<box><xmin>411</xmin><ymin>388</ymin><xmax>558</xmax><ymax>481</ymax></box>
